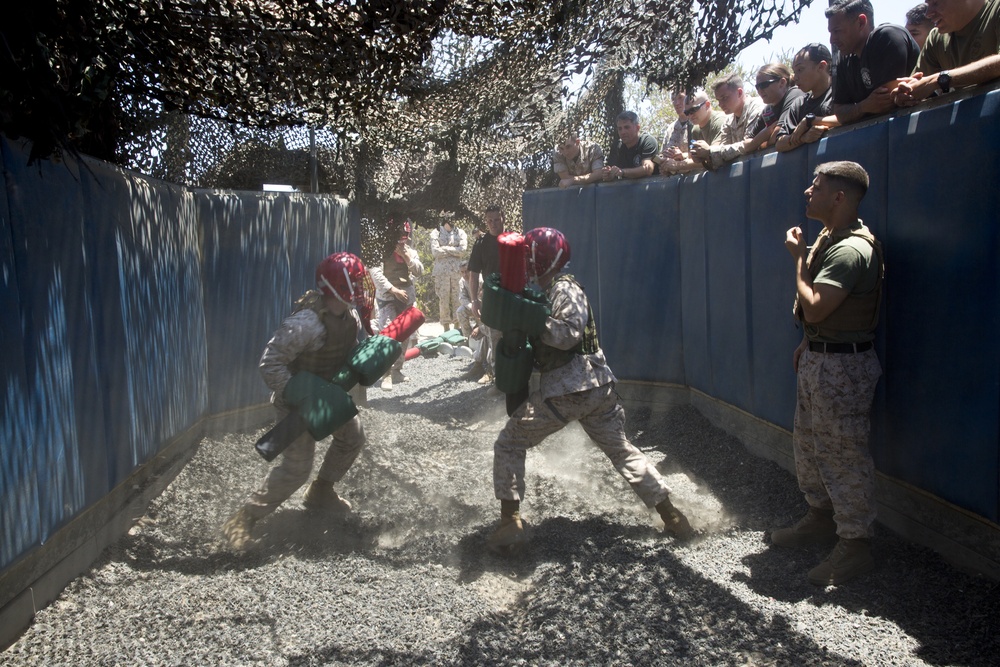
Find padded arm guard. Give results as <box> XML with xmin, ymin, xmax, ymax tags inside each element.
<box><xmin>254</xmin><ymin>307</ymin><xmax>424</xmax><ymax>461</ymax></box>
<box><xmin>479</xmin><ymin>273</ymin><xmax>551</xmax><ymax>401</ymax></box>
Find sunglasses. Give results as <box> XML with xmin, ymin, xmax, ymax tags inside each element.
<box><xmin>755</xmin><ymin>78</ymin><xmax>782</xmax><ymax>91</ymax></box>
<box><xmin>683</xmin><ymin>100</ymin><xmax>706</xmax><ymax>116</ymax></box>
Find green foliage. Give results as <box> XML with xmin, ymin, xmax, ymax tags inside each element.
<box><xmin>410</xmin><ymin>226</ymin><xmax>439</xmax><ymax>321</ymax></box>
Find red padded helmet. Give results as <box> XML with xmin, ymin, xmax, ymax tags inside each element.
<box><xmin>316</xmin><ymin>252</ymin><xmax>367</xmax><ymax>309</ymax></box>
<box><xmin>525</xmin><ymin>227</ymin><xmax>571</xmax><ymax>280</ymax></box>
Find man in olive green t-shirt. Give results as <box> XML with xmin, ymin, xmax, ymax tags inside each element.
<box><xmin>664</xmin><ymin>90</ymin><xmax>726</xmax><ymax>174</ymax></box>
<box><xmin>774</xmin><ymin>161</ymin><xmax>885</xmax><ymax>587</ymax></box>
<box><xmin>894</xmin><ymin>0</ymin><xmax>1000</xmax><ymax>105</ymax></box>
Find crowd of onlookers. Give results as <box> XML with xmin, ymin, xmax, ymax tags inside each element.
<box><xmin>553</xmin><ymin>0</ymin><xmax>1000</xmax><ymax>185</ymax></box>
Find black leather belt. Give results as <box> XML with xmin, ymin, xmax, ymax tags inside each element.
<box><xmin>808</xmin><ymin>341</ymin><xmax>873</xmax><ymax>354</ymax></box>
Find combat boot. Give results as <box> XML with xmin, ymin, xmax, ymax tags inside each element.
<box><xmin>460</xmin><ymin>361</ymin><xmax>485</xmax><ymax>381</ymax></box>
<box><xmin>771</xmin><ymin>506</ymin><xmax>837</xmax><ymax>548</ymax></box>
<box><xmin>303</xmin><ymin>479</ymin><xmax>353</xmax><ymax>514</ymax></box>
<box><xmin>222</xmin><ymin>507</ymin><xmax>256</xmax><ymax>550</ymax></box>
<box><xmin>808</xmin><ymin>537</ymin><xmax>874</xmax><ymax>585</ymax></box>
<box><xmin>487</xmin><ymin>513</ymin><xmax>527</xmax><ymax>553</ymax></box>
<box><xmin>656</xmin><ymin>496</ymin><xmax>693</xmax><ymax>539</ymax></box>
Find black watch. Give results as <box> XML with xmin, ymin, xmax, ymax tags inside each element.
<box><xmin>938</xmin><ymin>71</ymin><xmax>952</xmax><ymax>92</ymax></box>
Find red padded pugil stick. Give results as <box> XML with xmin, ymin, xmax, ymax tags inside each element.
<box><xmin>380</xmin><ymin>305</ymin><xmax>425</xmax><ymax>342</ymax></box>
<box><xmin>498</xmin><ymin>232</ymin><xmax>527</xmax><ymax>294</ymax></box>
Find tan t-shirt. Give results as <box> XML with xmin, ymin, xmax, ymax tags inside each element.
<box><xmin>552</xmin><ymin>141</ymin><xmax>605</xmax><ymax>177</ymax></box>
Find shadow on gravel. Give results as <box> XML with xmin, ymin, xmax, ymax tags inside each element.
<box><xmin>627</xmin><ymin>403</ymin><xmax>1000</xmax><ymax>666</ymax></box>
<box><xmin>739</xmin><ymin>541</ymin><xmax>1000</xmax><ymax>666</ymax></box>
<box><xmin>446</xmin><ymin>519</ymin><xmax>863</xmax><ymax>666</ymax></box>
<box><xmin>114</xmin><ymin>510</ymin><xmax>381</xmax><ymax>574</ymax></box>
<box><xmin>626</xmin><ymin>404</ymin><xmax>804</xmax><ymax>534</ymax></box>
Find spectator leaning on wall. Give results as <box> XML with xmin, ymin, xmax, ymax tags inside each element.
<box><xmin>669</xmin><ymin>90</ymin><xmax>727</xmax><ymax>174</ymax></box>
<box><xmin>658</xmin><ymin>91</ymin><xmax>693</xmax><ymax>175</ymax></box>
<box><xmin>601</xmin><ymin>110</ymin><xmax>658</xmax><ymax>182</ymax></box>
<box><xmin>826</xmin><ymin>0</ymin><xmax>920</xmax><ymax>124</ymax></box>
<box><xmin>775</xmin><ymin>44</ymin><xmax>841</xmax><ymax>152</ymax></box>
<box><xmin>893</xmin><ymin>0</ymin><xmax>1000</xmax><ymax>106</ymax></box>
<box><xmin>552</xmin><ymin>132</ymin><xmax>606</xmax><ymax>188</ymax></box>
<box><xmin>661</xmin><ymin>91</ymin><xmax>693</xmax><ymax>154</ymax></box>
<box><xmin>698</xmin><ymin>73</ymin><xmax>765</xmax><ymax>170</ymax></box>
<box><xmin>905</xmin><ymin>3</ymin><xmax>935</xmax><ymax>48</ymax></box>
<box><xmin>745</xmin><ymin>63</ymin><xmax>805</xmax><ymax>153</ymax></box>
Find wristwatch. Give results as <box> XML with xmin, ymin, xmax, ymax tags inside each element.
<box><xmin>938</xmin><ymin>71</ymin><xmax>952</xmax><ymax>92</ymax></box>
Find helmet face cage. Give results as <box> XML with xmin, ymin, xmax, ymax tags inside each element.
<box><xmin>526</xmin><ymin>228</ymin><xmax>570</xmax><ymax>280</ymax></box>
<box><xmin>317</xmin><ymin>252</ymin><xmax>368</xmax><ymax>309</ymax></box>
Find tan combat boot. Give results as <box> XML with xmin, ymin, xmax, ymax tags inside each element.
<box><xmin>771</xmin><ymin>506</ymin><xmax>837</xmax><ymax>548</ymax></box>
<box><xmin>487</xmin><ymin>513</ymin><xmax>527</xmax><ymax>553</ymax></box>
<box><xmin>808</xmin><ymin>537</ymin><xmax>874</xmax><ymax>585</ymax></box>
<box><xmin>656</xmin><ymin>496</ymin><xmax>693</xmax><ymax>540</ymax></box>
<box><xmin>303</xmin><ymin>479</ymin><xmax>353</xmax><ymax>514</ymax></box>
<box><xmin>222</xmin><ymin>507</ymin><xmax>256</xmax><ymax>550</ymax></box>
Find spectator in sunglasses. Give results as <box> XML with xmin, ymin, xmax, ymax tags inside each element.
<box><xmin>745</xmin><ymin>63</ymin><xmax>805</xmax><ymax>153</ymax></box>
<box><xmin>663</xmin><ymin>90</ymin><xmax>727</xmax><ymax>174</ymax></box>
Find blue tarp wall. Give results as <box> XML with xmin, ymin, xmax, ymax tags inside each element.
<box><xmin>524</xmin><ymin>88</ymin><xmax>1000</xmax><ymax>527</ymax></box>
<box><xmin>0</xmin><ymin>136</ymin><xmax>358</xmax><ymax>572</ymax></box>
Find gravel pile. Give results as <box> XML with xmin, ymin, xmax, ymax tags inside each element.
<box><xmin>3</xmin><ymin>349</ymin><xmax>999</xmax><ymax>666</ymax></box>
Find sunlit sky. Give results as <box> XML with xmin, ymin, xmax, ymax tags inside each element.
<box><xmin>736</xmin><ymin>0</ymin><xmax>919</xmax><ymax>69</ymax></box>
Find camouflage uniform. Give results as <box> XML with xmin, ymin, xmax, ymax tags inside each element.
<box><xmin>792</xmin><ymin>220</ymin><xmax>884</xmax><ymax>539</ymax></box>
<box><xmin>431</xmin><ymin>225</ymin><xmax>467</xmax><ymax>328</ymax></box>
<box><xmin>551</xmin><ymin>140</ymin><xmax>605</xmax><ymax>178</ymax></box>
<box><xmin>793</xmin><ymin>348</ymin><xmax>881</xmax><ymax>538</ymax></box>
<box><xmin>245</xmin><ymin>294</ymin><xmax>367</xmax><ymax>520</ymax></box>
<box><xmin>455</xmin><ymin>276</ymin><xmax>476</xmax><ymax>337</ymax></box>
<box><xmin>493</xmin><ymin>275</ymin><xmax>673</xmax><ymax>508</ymax></box>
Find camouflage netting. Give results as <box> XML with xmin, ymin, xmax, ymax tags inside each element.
<box><xmin>2</xmin><ymin>0</ymin><xmax>810</xmax><ymax>249</ymax></box>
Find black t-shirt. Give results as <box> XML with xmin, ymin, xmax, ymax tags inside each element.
<box><xmin>468</xmin><ymin>232</ymin><xmax>500</xmax><ymax>279</ymax></box>
<box><xmin>833</xmin><ymin>23</ymin><xmax>919</xmax><ymax>105</ymax></box>
<box><xmin>750</xmin><ymin>87</ymin><xmax>806</xmax><ymax>136</ymax></box>
<box><xmin>776</xmin><ymin>86</ymin><xmax>835</xmax><ymax>136</ymax></box>
<box><xmin>609</xmin><ymin>133</ymin><xmax>658</xmax><ymax>169</ymax></box>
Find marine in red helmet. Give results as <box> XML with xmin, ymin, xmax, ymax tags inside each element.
<box><xmin>222</xmin><ymin>252</ymin><xmax>372</xmax><ymax>550</ymax></box>
<box><xmin>488</xmin><ymin>228</ymin><xmax>692</xmax><ymax>553</ymax></box>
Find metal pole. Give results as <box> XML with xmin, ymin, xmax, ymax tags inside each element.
<box><xmin>310</xmin><ymin>127</ymin><xmax>318</xmax><ymax>193</ymax></box>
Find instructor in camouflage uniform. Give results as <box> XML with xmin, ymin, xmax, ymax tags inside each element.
<box><xmin>487</xmin><ymin>227</ymin><xmax>691</xmax><ymax>553</ymax></box>
<box><xmin>773</xmin><ymin>161</ymin><xmax>885</xmax><ymax>586</ymax></box>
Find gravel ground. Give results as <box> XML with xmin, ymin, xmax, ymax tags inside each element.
<box><xmin>3</xmin><ymin>345</ymin><xmax>1000</xmax><ymax>666</ymax></box>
